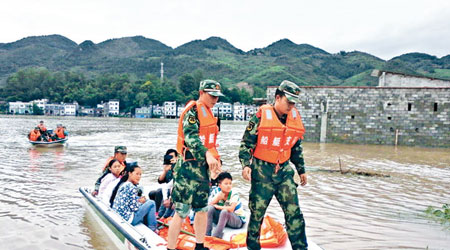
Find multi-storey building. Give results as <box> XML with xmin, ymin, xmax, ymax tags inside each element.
<box><xmin>164</xmin><ymin>101</ymin><xmax>177</xmax><ymax>118</ymax></box>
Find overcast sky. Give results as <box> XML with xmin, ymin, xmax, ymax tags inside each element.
<box><xmin>2</xmin><ymin>0</ymin><xmax>449</xmax><ymax>60</ymax></box>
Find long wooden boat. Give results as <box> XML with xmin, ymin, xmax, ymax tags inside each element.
<box><xmin>79</xmin><ymin>187</ymin><xmax>323</xmax><ymax>250</ymax></box>
<box><xmin>29</xmin><ymin>138</ymin><xmax>68</xmax><ymax>147</ymax></box>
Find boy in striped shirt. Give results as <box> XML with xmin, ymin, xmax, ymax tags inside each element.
<box><xmin>206</xmin><ymin>172</ymin><xmax>246</xmax><ymax>239</ymax></box>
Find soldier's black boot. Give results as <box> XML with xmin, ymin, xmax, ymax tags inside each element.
<box><xmin>194</xmin><ymin>243</ymin><xmax>209</xmax><ymax>250</ymax></box>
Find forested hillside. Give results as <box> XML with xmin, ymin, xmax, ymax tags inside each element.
<box><xmin>1</xmin><ymin>34</ymin><xmax>449</xmax><ymax>110</ymax></box>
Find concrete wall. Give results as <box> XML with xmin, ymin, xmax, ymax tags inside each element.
<box><xmin>379</xmin><ymin>72</ymin><xmax>450</xmax><ymax>87</ymax></box>
<box><xmin>267</xmin><ymin>86</ymin><xmax>450</xmax><ymax>147</ymax></box>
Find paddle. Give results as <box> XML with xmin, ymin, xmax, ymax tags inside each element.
<box><xmin>157</xmin><ymin>220</ymin><xmax>195</xmax><ymax>237</ymax></box>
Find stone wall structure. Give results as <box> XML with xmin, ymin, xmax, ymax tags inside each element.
<box><xmin>266</xmin><ymin>86</ymin><xmax>450</xmax><ymax>147</ymax></box>
<box><xmin>372</xmin><ymin>70</ymin><xmax>450</xmax><ymax>88</ymax></box>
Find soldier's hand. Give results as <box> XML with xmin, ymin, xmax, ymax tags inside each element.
<box><xmin>206</xmin><ymin>151</ymin><xmax>219</xmax><ymax>173</ymax></box>
<box><xmin>242</xmin><ymin>166</ymin><xmax>251</xmax><ymax>181</ymax></box>
<box><xmin>299</xmin><ymin>173</ymin><xmax>307</xmax><ymax>186</ymax></box>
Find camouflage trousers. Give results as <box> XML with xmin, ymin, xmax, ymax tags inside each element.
<box><xmin>247</xmin><ymin>164</ymin><xmax>307</xmax><ymax>250</ymax></box>
<box><xmin>171</xmin><ymin>158</ymin><xmax>210</xmax><ymax>216</ymax></box>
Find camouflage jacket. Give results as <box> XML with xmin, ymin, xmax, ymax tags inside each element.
<box><xmin>239</xmin><ymin>109</ymin><xmax>306</xmax><ymax>176</ymax></box>
<box><xmin>181</xmin><ymin>105</ymin><xmax>209</xmax><ymax>162</ymax></box>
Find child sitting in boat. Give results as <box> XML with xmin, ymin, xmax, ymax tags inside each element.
<box><xmin>112</xmin><ymin>164</ymin><xmax>157</xmax><ymax>231</ymax></box>
<box><xmin>98</xmin><ymin>159</ymin><xmax>123</xmax><ymax>205</ymax></box>
<box><xmin>206</xmin><ymin>172</ymin><xmax>246</xmax><ymax>239</ymax></box>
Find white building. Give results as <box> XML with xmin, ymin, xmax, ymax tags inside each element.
<box><xmin>8</xmin><ymin>101</ymin><xmax>32</xmax><ymax>114</ymax></box>
<box><xmin>135</xmin><ymin>106</ymin><xmax>152</xmax><ymax>118</ymax></box>
<box><xmin>372</xmin><ymin>70</ymin><xmax>450</xmax><ymax>87</ymax></box>
<box><xmin>163</xmin><ymin>101</ymin><xmax>177</xmax><ymax>118</ymax></box>
<box><xmin>45</xmin><ymin>103</ymin><xmax>64</xmax><ymax>116</ymax></box>
<box><xmin>212</xmin><ymin>102</ymin><xmax>233</xmax><ymax>119</ymax></box>
<box><xmin>64</xmin><ymin>103</ymin><xmax>77</xmax><ymax>116</ymax></box>
<box><xmin>152</xmin><ymin>104</ymin><xmax>163</xmax><ymax>117</ymax></box>
<box><xmin>79</xmin><ymin>107</ymin><xmax>95</xmax><ymax>116</ymax></box>
<box><xmin>245</xmin><ymin>105</ymin><xmax>257</xmax><ymax>120</ymax></box>
<box><xmin>233</xmin><ymin>103</ymin><xmax>257</xmax><ymax>121</ymax></box>
<box><xmin>32</xmin><ymin>99</ymin><xmax>48</xmax><ymax>112</ymax></box>
<box><xmin>177</xmin><ymin>106</ymin><xmax>185</xmax><ymax>118</ymax></box>
<box><xmin>107</xmin><ymin>100</ymin><xmax>120</xmax><ymax>116</ymax></box>
<box><xmin>233</xmin><ymin>103</ymin><xmax>246</xmax><ymax>121</ymax></box>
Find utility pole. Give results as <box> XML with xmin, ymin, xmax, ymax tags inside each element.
<box><xmin>160</xmin><ymin>62</ymin><xmax>164</xmax><ymax>83</ymax></box>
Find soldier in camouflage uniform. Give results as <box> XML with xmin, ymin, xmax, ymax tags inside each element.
<box><xmin>167</xmin><ymin>80</ymin><xmax>224</xmax><ymax>250</ymax></box>
<box><xmin>239</xmin><ymin>80</ymin><xmax>308</xmax><ymax>250</ymax></box>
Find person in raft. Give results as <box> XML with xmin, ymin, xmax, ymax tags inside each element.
<box><xmin>206</xmin><ymin>172</ymin><xmax>245</xmax><ymax>239</ymax></box>
<box><xmin>112</xmin><ymin>163</ymin><xmax>157</xmax><ymax>231</ymax></box>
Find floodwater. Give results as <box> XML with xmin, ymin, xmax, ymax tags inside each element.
<box><xmin>0</xmin><ymin>115</ymin><xmax>449</xmax><ymax>250</ymax></box>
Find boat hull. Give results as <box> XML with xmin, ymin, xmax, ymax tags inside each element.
<box><xmin>29</xmin><ymin>138</ymin><xmax>68</xmax><ymax>147</ymax></box>
<box><xmin>80</xmin><ymin>187</ymin><xmax>166</xmax><ymax>250</ymax></box>
<box><xmin>80</xmin><ymin>187</ymin><xmax>322</xmax><ymax>250</ymax></box>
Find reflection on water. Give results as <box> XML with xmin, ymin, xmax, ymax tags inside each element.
<box><xmin>0</xmin><ymin>115</ymin><xmax>449</xmax><ymax>250</ymax></box>
<box><xmin>28</xmin><ymin>147</ymin><xmax>66</xmax><ymax>171</ymax></box>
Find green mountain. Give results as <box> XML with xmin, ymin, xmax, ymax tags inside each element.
<box><xmin>1</xmin><ymin>35</ymin><xmax>449</xmax><ymax>88</ymax></box>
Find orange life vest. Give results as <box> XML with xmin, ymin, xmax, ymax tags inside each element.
<box><xmin>176</xmin><ymin>100</ymin><xmax>220</xmax><ymax>160</ymax></box>
<box><xmin>29</xmin><ymin>130</ymin><xmax>41</xmax><ymax>141</ymax></box>
<box><xmin>253</xmin><ymin>104</ymin><xmax>305</xmax><ymax>164</ymax></box>
<box><xmin>38</xmin><ymin>124</ymin><xmax>47</xmax><ymax>132</ymax></box>
<box><xmin>230</xmin><ymin>215</ymin><xmax>288</xmax><ymax>248</ymax></box>
<box><xmin>158</xmin><ymin>217</ymin><xmax>234</xmax><ymax>250</ymax></box>
<box><xmin>55</xmin><ymin>128</ymin><xmax>65</xmax><ymax>139</ymax></box>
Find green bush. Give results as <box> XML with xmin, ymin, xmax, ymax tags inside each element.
<box><xmin>425</xmin><ymin>204</ymin><xmax>450</xmax><ymax>224</ymax></box>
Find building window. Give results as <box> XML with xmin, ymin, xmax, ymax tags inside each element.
<box><xmin>434</xmin><ymin>103</ymin><xmax>438</xmax><ymax>112</ymax></box>
<box><xmin>408</xmin><ymin>103</ymin><xmax>412</xmax><ymax>111</ymax></box>
<box><xmin>387</xmin><ymin>116</ymin><xmax>392</xmax><ymax>120</ymax></box>
<box><xmin>315</xmin><ymin>115</ymin><xmax>319</xmax><ymax>119</ymax></box>
<box><xmin>351</xmin><ymin>115</ymin><xmax>355</xmax><ymax>120</ymax></box>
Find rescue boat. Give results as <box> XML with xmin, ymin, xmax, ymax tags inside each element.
<box><xmin>79</xmin><ymin>187</ymin><xmax>323</xmax><ymax>250</ymax></box>
<box><xmin>29</xmin><ymin>138</ymin><xmax>68</xmax><ymax>147</ymax></box>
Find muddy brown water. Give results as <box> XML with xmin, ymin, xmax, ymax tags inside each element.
<box><xmin>0</xmin><ymin>115</ymin><xmax>449</xmax><ymax>250</ymax></box>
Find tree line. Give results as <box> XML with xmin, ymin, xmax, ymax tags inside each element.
<box><xmin>0</xmin><ymin>67</ymin><xmax>254</xmax><ymax>114</ymax></box>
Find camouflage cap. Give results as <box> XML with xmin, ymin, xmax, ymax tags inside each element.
<box><xmin>114</xmin><ymin>146</ymin><xmax>127</xmax><ymax>154</ymax></box>
<box><xmin>278</xmin><ymin>80</ymin><xmax>301</xmax><ymax>103</ymax></box>
<box><xmin>199</xmin><ymin>79</ymin><xmax>225</xmax><ymax>97</ymax></box>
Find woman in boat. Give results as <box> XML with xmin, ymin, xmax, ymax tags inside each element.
<box><xmin>98</xmin><ymin>159</ymin><xmax>123</xmax><ymax>205</ymax></box>
<box><xmin>112</xmin><ymin>164</ymin><xmax>157</xmax><ymax>231</ymax></box>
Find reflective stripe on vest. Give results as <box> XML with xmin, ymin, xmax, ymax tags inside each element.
<box><xmin>253</xmin><ymin>104</ymin><xmax>305</xmax><ymax>164</ymax></box>
<box><xmin>176</xmin><ymin>100</ymin><xmax>219</xmax><ymax>159</ymax></box>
